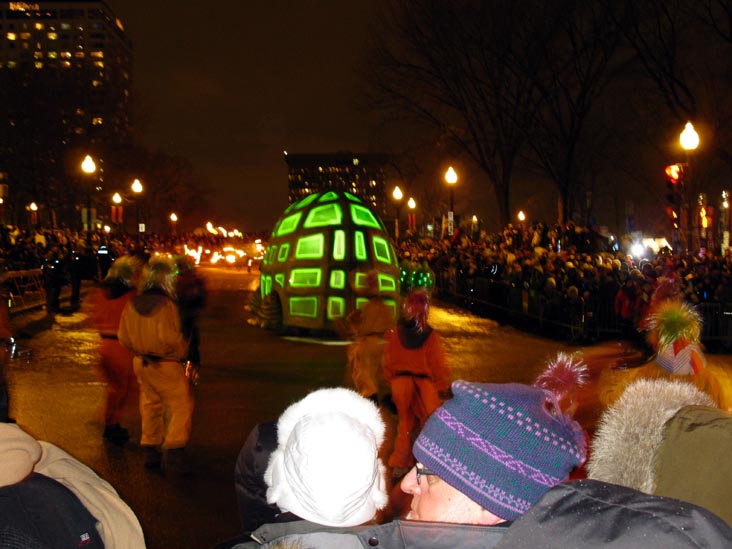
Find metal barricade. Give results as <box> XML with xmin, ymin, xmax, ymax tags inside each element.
<box><xmin>0</xmin><ymin>269</ymin><xmax>44</xmax><ymax>311</ymax></box>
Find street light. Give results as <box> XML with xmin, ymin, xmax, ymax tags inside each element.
<box><xmin>392</xmin><ymin>185</ymin><xmax>403</xmax><ymax>240</ymax></box>
<box><xmin>445</xmin><ymin>166</ymin><xmax>458</xmax><ymax>238</ymax></box>
<box><xmin>27</xmin><ymin>202</ymin><xmax>38</xmax><ymax>227</ymax></box>
<box><xmin>131</xmin><ymin>178</ymin><xmax>143</xmax><ymax>238</ymax></box>
<box><xmin>111</xmin><ymin>192</ymin><xmax>123</xmax><ymax>233</ymax></box>
<box><xmin>407</xmin><ymin>197</ymin><xmax>416</xmax><ymax>234</ymax></box>
<box><xmin>81</xmin><ymin>155</ymin><xmax>96</xmax><ymax>239</ymax></box>
<box><xmin>680</xmin><ymin>122</ymin><xmax>700</xmax><ymax>251</ymax></box>
<box><xmin>170</xmin><ymin>212</ymin><xmax>178</xmax><ymax>235</ymax></box>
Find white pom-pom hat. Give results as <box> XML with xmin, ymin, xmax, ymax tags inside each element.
<box><xmin>264</xmin><ymin>387</ymin><xmax>387</xmax><ymax>527</ymax></box>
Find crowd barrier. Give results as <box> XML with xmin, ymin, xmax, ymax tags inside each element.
<box><xmin>0</xmin><ymin>269</ymin><xmax>44</xmax><ymax>311</ymax></box>
<box><xmin>434</xmin><ymin>268</ymin><xmax>730</xmax><ymax>348</ymax></box>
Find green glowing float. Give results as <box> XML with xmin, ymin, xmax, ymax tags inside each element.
<box><xmin>258</xmin><ymin>190</ymin><xmax>400</xmax><ymax>331</ymax></box>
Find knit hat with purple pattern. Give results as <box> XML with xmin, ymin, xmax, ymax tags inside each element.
<box><xmin>413</xmin><ymin>380</ymin><xmax>587</xmax><ymax>522</ymax></box>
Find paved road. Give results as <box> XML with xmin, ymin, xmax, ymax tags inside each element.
<box><xmin>5</xmin><ymin>266</ymin><xmax>732</xmax><ymax>548</ymax></box>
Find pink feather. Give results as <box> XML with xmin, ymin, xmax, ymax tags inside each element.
<box><xmin>534</xmin><ymin>352</ymin><xmax>589</xmax><ymax>401</ymax></box>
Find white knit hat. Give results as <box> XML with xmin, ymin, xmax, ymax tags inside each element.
<box><xmin>264</xmin><ymin>388</ymin><xmax>387</xmax><ymax>527</ymax></box>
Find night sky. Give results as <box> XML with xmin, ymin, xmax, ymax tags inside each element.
<box><xmin>105</xmin><ymin>1</ymin><xmax>381</xmax><ymax>233</ymax></box>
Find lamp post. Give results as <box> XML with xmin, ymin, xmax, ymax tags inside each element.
<box><xmin>392</xmin><ymin>185</ymin><xmax>403</xmax><ymax>241</ymax></box>
<box><xmin>407</xmin><ymin>196</ymin><xmax>416</xmax><ymax>235</ymax></box>
<box><xmin>111</xmin><ymin>192</ymin><xmax>123</xmax><ymax>233</ymax></box>
<box><xmin>81</xmin><ymin>155</ymin><xmax>96</xmax><ymax>242</ymax></box>
<box><xmin>680</xmin><ymin>121</ymin><xmax>699</xmax><ymax>252</ymax></box>
<box><xmin>170</xmin><ymin>212</ymin><xmax>178</xmax><ymax>236</ymax></box>
<box><xmin>445</xmin><ymin>166</ymin><xmax>458</xmax><ymax>238</ymax></box>
<box><xmin>27</xmin><ymin>202</ymin><xmax>38</xmax><ymax>227</ymax></box>
<box><xmin>131</xmin><ymin>178</ymin><xmax>143</xmax><ymax>240</ymax></box>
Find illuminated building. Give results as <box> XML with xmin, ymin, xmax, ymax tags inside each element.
<box><xmin>284</xmin><ymin>152</ymin><xmax>390</xmax><ymax>219</ymax></box>
<box><xmin>0</xmin><ymin>1</ymin><xmax>132</xmax><ymax>225</ymax></box>
<box><xmin>260</xmin><ymin>190</ymin><xmax>400</xmax><ymax>331</ymax></box>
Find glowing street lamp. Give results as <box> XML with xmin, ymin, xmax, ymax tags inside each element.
<box><xmin>680</xmin><ymin>122</ymin><xmax>700</xmax><ymax>251</ymax></box>
<box><xmin>170</xmin><ymin>212</ymin><xmax>178</xmax><ymax>235</ymax></box>
<box><xmin>445</xmin><ymin>166</ymin><xmax>458</xmax><ymax>238</ymax></box>
<box><xmin>131</xmin><ymin>179</ymin><xmax>143</xmax><ymax>237</ymax></box>
<box><xmin>27</xmin><ymin>202</ymin><xmax>38</xmax><ymax>226</ymax></box>
<box><xmin>81</xmin><ymin>155</ymin><xmax>96</xmax><ymax>238</ymax></box>
<box><xmin>407</xmin><ymin>197</ymin><xmax>417</xmax><ymax>233</ymax></box>
<box><xmin>392</xmin><ymin>185</ymin><xmax>403</xmax><ymax>240</ymax></box>
<box><xmin>111</xmin><ymin>192</ymin><xmax>123</xmax><ymax>232</ymax></box>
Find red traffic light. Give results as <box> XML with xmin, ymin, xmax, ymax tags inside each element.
<box><xmin>665</xmin><ymin>164</ymin><xmax>682</xmax><ymax>183</ymax></box>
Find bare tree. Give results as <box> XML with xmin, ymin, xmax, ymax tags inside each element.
<box><xmin>366</xmin><ymin>0</ymin><xmax>549</xmax><ymax>226</ymax></box>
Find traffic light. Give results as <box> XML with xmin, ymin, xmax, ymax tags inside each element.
<box><xmin>665</xmin><ymin>164</ymin><xmax>683</xmax><ymax>207</ymax></box>
<box><xmin>665</xmin><ymin>206</ymin><xmax>680</xmax><ymax>229</ymax></box>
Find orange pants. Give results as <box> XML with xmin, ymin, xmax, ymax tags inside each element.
<box><xmin>388</xmin><ymin>376</ymin><xmax>442</xmax><ymax>468</ymax></box>
<box><xmin>97</xmin><ymin>339</ymin><xmax>135</xmax><ymax>426</ymax></box>
<box><xmin>133</xmin><ymin>357</ymin><xmax>194</xmax><ymax>449</ymax></box>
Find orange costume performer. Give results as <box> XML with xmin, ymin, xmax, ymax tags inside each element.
<box><xmin>89</xmin><ymin>256</ymin><xmax>141</xmax><ymax>442</ymax></box>
<box><xmin>382</xmin><ymin>290</ymin><xmax>450</xmax><ymax>469</ymax></box>
<box><xmin>346</xmin><ymin>271</ymin><xmax>396</xmax><ymax>401</ymax></box>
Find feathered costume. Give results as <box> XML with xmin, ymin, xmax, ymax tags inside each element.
<box><xmin>599</xmin><ymin>286</ymin><xmax>728</xmax><ymax>409</ymax></box>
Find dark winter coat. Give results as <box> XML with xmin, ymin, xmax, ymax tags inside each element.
<box><xmin>495</xmin><ymin>479</ymin><xmax>732</xmax><ymax>548</ymax></box>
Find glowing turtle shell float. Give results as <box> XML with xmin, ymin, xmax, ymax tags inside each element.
<box><xmin>259</xmin><ymin>190</ymin><xmax>400</xmax><ymax>331</ymax></box>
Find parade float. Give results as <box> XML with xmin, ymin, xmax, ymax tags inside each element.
<box><xmin>255</xmin><ymin>191</ymin><xmax>400</xmax><ymax>331</ymax></box>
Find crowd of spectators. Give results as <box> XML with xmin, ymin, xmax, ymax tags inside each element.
<box><xmin>396</xmin><ymin>222</ymin><xmax>732</xmax><ymax>337</ymax></box>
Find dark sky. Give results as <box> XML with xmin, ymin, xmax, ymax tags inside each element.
<box><xmin>105</xmin><ymin>1</ymin><xmax>381</xmax><ymax>232</ymax></box>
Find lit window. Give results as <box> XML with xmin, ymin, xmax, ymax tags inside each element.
<box><xmin>7</xmin><ymin>61</ymin><xmax>17</xmax><ymax>68</ymax></box>
<box><xmin>289</xmin><ymin>268</ymin><xmax>322</xmax><ymax>288</ymax></box>
<box><xmin>93</xmin><ymin>60</ymin><xmax>104</xmax><ymax>68</ymax></box>
<box><xmin>35</xmin><ymin>23</ymin><xmax>44</xmax><ymax>30</ymax></box>
<box><xmin>355</xmin><ymin>232</ymin><xmax>367</xmax><ymax>261</ymax></box>
<box><xmin>33</xmin><ymin>51</ymin><xmax>42</xmax><ymax>59</ymax></box>
<box><xmin>330</xmin><ymin>270</ymin><xmax>345</xmax><ymax>289</ymax></box>
<box><xmin>74</xmin><ymin>127</ymin><xmax>84</xmax><ymax>135</ymax></box>
<box><xmin>295</xmin><ymin>234</ymin><xmax>325</xmax><ymax>259</ymax></box>
<box><xmin>20</xmin><ymin>32</ymin><xmax>30</xmax><ymax>40</ymax></box>
<box><xmin>61</xmin><ymin>23</ymin><xmax>71</xmax><ymax>30</ymax></box>
<box><xmin>333</xmin><ymin>230</ymin><xmax>346</xmax><ymax>260</ymax></box>
<box><xmin>372</xmin><ymin>236</ymin><xmax>392</xmax><ymax>264</ymax></box>
<box><xmin>350</xmin><ymin>204</ymin><xmax>382</xmax><ymax>229</ymax></box>
<box><xmin>90</xmin><ymin>51</ymin><xmax>103</xmax><ymax>58</ymax></box>
<box><xmin>92</xmin><ymin>117</ymin><xmax>103</xmax><ymax>125</ymax></box>
<box><xmin>60</xmin><ymin>51</ymin><xmax>71</xmax><ymax>58</ymax></box>
<box><xmin>92</xmin><ymin>79</ymin><xmax>102</xmax><ymax>87</ymax></box>
<box><xmin>327</xmin><ymin>297</ymin><xmax>345</xmax><ymax>319</ymax></box>
<box><xmin>61</xmin><ymin>60</ymin><xmax>71</xmax><ymax>68</ymax></box>
<box><xmin>74</xmin><ymin>52</ymin><xmax>84</xmax><ymax>58</ymax></box>
<box><xmin>289</xmin><ymin>296</ymin><xmax>318</xmax><ymax>319</ymax></box>
<box><xmin>7</xmin><ymin>33</ymin><xmax>17</xmax><ymax>41</ymax></box>
<box><xmin>34</xmin><ymin>61</ymin><xmax>42</xmax><ymax>69</ymax></box>
<box><xmin>47</xmin><ymin>51</ymin><xmax>58</xmax><ymax>58</ymax></box>
<box><xmin>304</xmin><ymin>203</ymin><xmax>342</xmax><ymax>228</ymax></box>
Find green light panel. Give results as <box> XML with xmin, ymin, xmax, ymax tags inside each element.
<box><xmin>277</xmin><ymin>243</ymin><xmax>290</xmax><ymax>262</ymax></box>
<box><xmin>289</xmin><ymin>296</ymin><xmax>319</xmax><ymax>318</ymax></box>
<box><xmin>355</xmin><ymin>231</ymin><xmax>367</xmax><ymax>260</ymax></box>
<box><xmin>263</xmin><ymin>244</ymin><xmax>276</xmax><ymax>266</ymax></box>
<box><xmin>295</xmin><ymin>233</ymin><xmax>325</xmax><ymax>259</ymax></box>
<box><xmin>378</xmin><ymin>273</ymin><xmax>397</xmax><ymax>292</ymax></box>
<box><xmin>275</xmin><ymin>212</ymin><xmax>302</xmax><ymax>236</ymax></box>
<box><xmin>345</xmin><ymin>192</ymin><xmax>362</xmax><ymax>203</ymax></box>
<box><xmin>372</xmin><ymin>236</ymin><xmax>392</xmax><ymax>264</ymax></box>
<box><xmin>333</xmin><ymin>230</ymin><xmax>346</xmax><ymax>260</ymax></box>
<box><xmin>274</xmin><ymin>273</ymin><xmax>285</xmax><ymax>288</ymax></box>
<box><xmin>318</xmin><ymin>191</ymin><xmax>339</xmax><ymax>202</ymax></box>
<box><xmin>261</xmin><ymin>275</ymin><xmax>272</xmax><ymax>298</ymax></box>
<box><xmin>350</xmin><ymin>204</ymin><xmax>382</xmax><ymax>229</ymax></box>
<box><xmin>330</xmin><ymin>270</ymin><xmax>346</xmax><ymax>289</ymax></box>
<box><xmin>327</xmin><ymin>297</ymin><xmax>346</xmax><ymax>319</ymax></box>
<box><xmin>303</xmin><ymin>203</ymin><xmax>343</xmax><ymax>228</ymax></box>
<box><xmin>289</xmin><ymin>268</ymin><xmax>322</xmax><ymax>287</ymax></box>
<box><xmin>384</xmin><ymin>299</ymin><xmax>397</xmax><ymax>317</ymax></box>
<box><xmin>356</xmin><ymin>297</ymin><xmax>369</xmax><ymax>310</ymax></box>
<box><xmin>354</xmin><ymin>271</ymin><xmax>368</xmax><ymax>289</ymax></box>
<box><xmin>294</xmin><ymin>192</ymin><xmax>320</xmax><ymax>210</ymax></box>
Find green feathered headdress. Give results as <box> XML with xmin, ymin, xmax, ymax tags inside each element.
<box><xmin>645</xmin><ymin>300</ymin><xmax>702</xmax><ymax>350</ymax></box>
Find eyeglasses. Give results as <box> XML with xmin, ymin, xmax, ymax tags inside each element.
<box><xmin>415</xmin><ymin>462</ymin><xmax>437</xmax><ymax>485</ymax></box>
